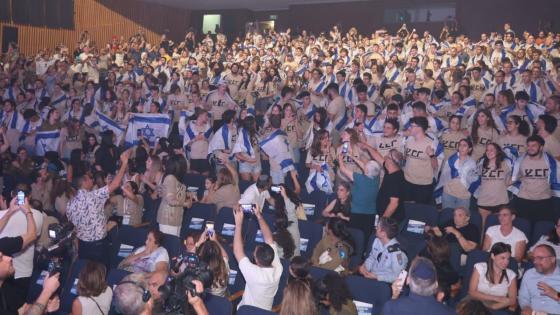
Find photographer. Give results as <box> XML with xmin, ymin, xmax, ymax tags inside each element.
<box><xmin>233</xmin><ymin>203</ymin><xmax>283</xmax><ymax>311</ymax></box>
<box><xmin>0</xmin><ymin>188</ymin><xmax>42</xmax><ymax>310</ymax></box>
<box><xmin>0</xmin><ymin>195</ymin><xmax>37</xmax><ymax>257</ymax></box>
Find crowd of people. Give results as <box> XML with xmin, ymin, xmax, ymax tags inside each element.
<box><xmin>0</xmin><ymin>19</ymin><xmax>559</xmax><ymax>315</ymax></box>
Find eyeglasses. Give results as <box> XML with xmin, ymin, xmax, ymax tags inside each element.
<box><xmin>533</xmin><ymin>256</ymin><xmax>554</xmax><ymax>261</ymax></box>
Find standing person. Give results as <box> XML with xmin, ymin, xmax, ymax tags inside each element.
<box><xmin>233</xmin><ymin>115</ymin><xmax>261</xmax><ymax>182</ymax></box>
<box><xmin>260</xmin><ymin>114</ymin><xmax>296</xmax><ymax>185</ymax></box>
<box><xmin>498</xmin><ymin>115</ymin><xmax>530</xmax><ymax>157</ymax></box>
<box><xmin>511</xmin><ymin>135</ymin><xmax>558</xmax><ymax>225</ymax></box>
<box><xmin>183</xmin><ymin>108</ymin><xmax>213</xmax><ymax>175</ymax></box>
<box><xmin>519</xmin><ymin>244</ymin><xmax>560</xmax><ymax>315</ymax></box>
<box><xmin>469</xmin><ymin>109</ymin><xmax>500</xmax><ymax>160</ymax></box>
<box><xmin>435</xmin><ymin>138</ymin><xmax>478</xmax><ymax>210</ymax></box>
<box><xmin>324</xmin><ymin>83</ymin><xmax>347</xmax><ymax>144</ymax></box>
<box><xmin>157</xmin><ymin>154</ymin><xmax>194</xmax><ymax>236</ymax></box>
<box><xmin>476</xmin><ymin>143</ymin><xmax>512</xmax><ymax>231</ymax></box>
<box><xmin>403</xmin><ymin>116</ymin><xmax>442</xmax><ymax>204</ymax></box>
<box><xmin>439</xmin><ymin>115</ymin><xmax>466</xmax><ymax>159</ymax></box>
<box><xmin>94</xmin><ymin>130</ymin><xmax>118</xmax><ymax>175</ymax></box>
<box><xmin>67</xmin><ymin>150</ymin><xmax>130</xmax><ymax>266</ymax></box>
<box><xmin>233</xmin><ymin>203</ymin><xmax>283</xmax><ymax>311</ymax></box>
<box><xmin>361</xmin><ymin>141</ymin><xmax>406</xmax><ymax>223</ymax></box>
<box><xmin>336</xmin><ymin>149</ymin><xmax>380</xmax><ymax>240</ymax></box>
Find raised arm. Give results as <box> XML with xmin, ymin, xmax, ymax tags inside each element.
<box><xmin>108</xmin><ymin>150</ymin><xmax>131</xmax><ymax>194</ymax></box>
<box><xmin>233</xmin><ymin>205</ymin><xmax>246</xmax><ymax>262</ymax></box>
<box><xmin>254</xmin><ymin>204</ymin><xmax>274</xmax><ymax>245</ymax></box>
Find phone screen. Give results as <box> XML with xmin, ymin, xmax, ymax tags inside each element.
<box><xmin>17</xmin><ymin>191</ymin><xmax>25</xmax><ymax>205</ymax></box>
<box><xmin>241</xmin><ymin>204</ymin><xmax>254</xmax><ymax>214</ymax></box>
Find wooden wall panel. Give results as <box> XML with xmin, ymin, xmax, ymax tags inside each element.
<box><xmin>0</xmin><ymin>0</ymin><xmax>191</xmax><ymax>55</ymax></box>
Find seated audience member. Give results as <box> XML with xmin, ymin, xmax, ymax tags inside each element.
<box><xmin>456</xmin><ymin>298</ymin><xmax>492</xmax><ymax>315</ymax></box>
<box><xmin>233</xmin><ymin>203</ymin><xmax>283</xmax><ymax>311</ymax></box>
<box><xmin>482</xmin><ymin>206</ymin><xmax>527</xmax><ymax>262</ymax></box>
<box><xmin>418</xmin><ymin>233</ymin><xmax>459</xmax><ymax>300</ymax></box>
<box><xmin>359</xmin><ymin>217</ymin><xmax>407</xmax><ymax>283</ymax></box>
<box><xmin>200</xmin><ymin>161</ymin><xmax>240</xmax><ymax>211</ymax></box>
<box><xmin>72</xmin><ymin>261</ymin><xmax>113</xmax><ymax>315</ymax></box>
<box><xmin>118</xmin><ymin>229</ymin><xmax>169</xmax><ymax>273</ymax></box>
<box><xmin>279</xmin><ymin>278</ymin><xmax>319</xmax><ymax>315</ymax></box>
<box><xmin>238</xmin><ymin>174</ymin><xmax>273</xmax><ymax>210</ymax></box>
<box><xmin>528</xmin><ymin>217</ymin><xmax>560</xmax><ymax>260</ymax></box>
<box><xmin>468</xmin><ymin>242</ymin><xmax>517</xmax><ymax>311</ymax></box>
<box><xmin>322</xmin><ymin>182</ymin><xmax>352</xmax><ymax>221</ymax></box>
<box><xmin>315</xmin><ymin>273</ymin><xmax>358</xmax><ymax>315</ymax></box>
<box><xmin>383</xmin><ymin>257</ymin><xmax>455</xmax><ymax>315</ymax></box>
<box><xmin>311</xmin><ymin>218</ymin><xmax>355</xmax><ymax>272</ymax></box>
<box><xmin>519</xmin><ymin>244</ymin><xmax>560</xmax><ymax>315</ymax></box>
<box><xmin>427</xmin><ymin>207</ymin><xmax>479</xmax><ymax>253</ymax></box>
<box><xmin>270</xmin><ymin>190</ymin><xmax>298</xmax><ymax>259</ymax></box>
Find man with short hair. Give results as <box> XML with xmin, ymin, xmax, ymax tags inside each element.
<box><xmin>511</xmin><ymin>135</ymin><xmax>557</xmax><ymax>224</ymax></box>
<box><xmin>403</xmin><ymin>116</ymin><xmax>442</xmax><ymax>204</ymax></box>
<box><xmin>114</xmin><ymin>273</ymin><xmax>155</xmax><ymax>315</ymax></box>
<box><xmin>359</xmin><ymin>217</ymin><xmax>407</xmax><ymax>283</ymax></box>
<box><xmin>382</xmin><ymin>257</ymin><xmax>454</xmax><ymax>315</ymax></box>
<box><xmin>233</xmin><ymin>203</ymin><xmax>282</xmax><ymax>311</ymax></box>
<box><xmin>67</xmin><ymin>150</ymin><xmax>130</xmax><ymax>266</ymax></box>
<box><xmin>519</xmin><ymin>244</ymin><xmax>560</xmax><ymax>315</ymax></box>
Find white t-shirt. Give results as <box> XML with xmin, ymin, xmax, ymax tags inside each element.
<box><xmin>474</xmin><ymin>262</ymin><xmax>516</xmax><ymax>297</ymax></box>
<box><xmin>237</xmin><ymin>242</ymin><xmax>283</xmax><ymax>311</ymax></box>
<box><xmin>239</xmin><ymin>184</ymin><xmax>271</xmax><ymax>210</ymax></box>
<box><xmin>127</xmin><ymin>246</ymin><xmax>169</xmax><ymax>273</ymax></box>
<box><xmin>485</xmin><ymin>226</ymin><xmax>528</xmax><ymax>258</ymax></box>
<box><xmin>0</xmin><ymin>209</ymin><xmax>43</xmax><ymax>278</ymax></box>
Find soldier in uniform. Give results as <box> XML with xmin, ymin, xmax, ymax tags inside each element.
<box><xmin>358</xmin><ymin>217</ymin><xmax>408</xmax><ymax>283</ymax></box>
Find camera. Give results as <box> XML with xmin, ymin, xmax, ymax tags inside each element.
<box><xmin>159</xmin><ymin>252</ymin><xmax>213</xmax><ymax>314</ymax></box>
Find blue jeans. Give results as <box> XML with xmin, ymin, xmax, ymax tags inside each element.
<box><xmin>442</xmin><ymin>192</ymin><xmax>470</xmax><ymax>210</ymax></box>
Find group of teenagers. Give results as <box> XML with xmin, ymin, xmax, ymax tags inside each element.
<box><xmin>0</xmin><ymin>20</ymin><xmax>559</xmax><ymax>315</ymax></box>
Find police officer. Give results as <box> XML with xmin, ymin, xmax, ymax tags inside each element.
<box><xmin>358</xmin><ymin>217</ymin><xmax>407</xmax><ymax>283</ymax></box>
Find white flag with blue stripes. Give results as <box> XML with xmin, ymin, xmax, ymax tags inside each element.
<box><xmin>96</xmin><ymin>111</ymin><xmax>126</xmax><ymax>144</ymax></box>
<box><xmin>35</xmin><ymin>130</ymin><xmax>60</xmax><ymax>156</ymax></box>
<box><xmin>125</xmin><ymin>113</ymin><xmax>171</xmax><ymax>147</ymax></box>
<box><xmin>259</xmin><ymin>129</ymin><xmax>295</xmax><ymax>173</ymax></box>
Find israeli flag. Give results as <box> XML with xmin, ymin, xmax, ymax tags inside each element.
<box><xmin>178</xmin><ymin>110</ymin><xmax>195</xmax><ymax>140</ymax></box>
<box><xmin>125</xmin><ymin>113</ymin><xmax>171</xmax><ymax>147</ymax></box>
<box><xmin>305</xmin><ymin>164</ymin><xmax>334</xmax><ymax>194</ymax></box>
<box><xmin>259</xmin><ymin>129</ymin><xmax>295</xmax><ymax>173</ymax></box>
<box><xmin>35</xmin><ymin>130</ymin><xmax>60</xmax><ymax>156</ymax></box>
<box><xmin>96</xmin><ymin>111</ymin><xmax>125</xmax><ymax>144</ymax></box>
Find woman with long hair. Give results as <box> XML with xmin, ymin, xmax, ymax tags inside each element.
<box><xmin>279</xmin><ymin>279</ymin><xmax>319</xmax><ymax>315</ymax></box>
<box><xmin>498</xmin><ymin>114</ymin><xmax>530</xmax><ymax>157</ymax></box>
<box><xmin>196</xmin><ymin>233</ymin><xmax>230</xmax><ymax>297</ymax></box>
<box><xmin>322</xmin><ymin>182</ymin><xmax>352</xmax><ymax>221</ymax></box>
<box><xmin>435</xmin><ymin>138</ymin><xmax>477</xmax><ymax>210</ymax></box>
<box><xmin>419</xmin><ymin>233</ymin><xmax>460</xmax><ymax>301</ymax></box>
<box><xmin>157</xmin><ymin>154</ymin><xmax>193</xmax><ymax>236</ymax></box>
<box><xmin>468</xmin><ymin>242</ymin><xmax>517</xmax><ymax>311</ymax></box>
<box><xmin>315</xmin><ymin>273</ymin><xmax>358</xmax><ymax>314</ymax></box>
<box><xmin>59</xmin><ymin>118</ymin><xmax>84</xmax><ymax>160</ymax></box>
<box><xmin>51</xmin><ymin>177</ymin><xmax>75</xmax><ymax>217</ymax></box>
<box><xmin>201</xmin><ymin>162</ymin><xmax>240</xmax><ymax>212</ymax></box>
<box><xmin>140</xmin><ymin>155</ymin><xmax>164</xmax><ymax>201</ymax></box>
<box><xmin>477</xmin><ymin>143</ymin><xmax>512</xmax><ymax>231</ymax></box>
<box><xmin>336</xmin><ymin>128</ymin><xmax>365</xmax><ymax>183</ymax></box>
<box><xmin>311</xmin><ymin>218</ymin><xmax>355</xmax><ymax>271</ymax></box>
<box><xmin>83</xmin><ymin>134</ymin><xmax>99</xmax><ymax>167</ymax></box>
<box><xmin>469</xmin><ymin>109</ymin><xmax>500</xmax><ymax>160</ymax></box>
<box><xmin>271</xmin><ymin>192</ymin><xmax>297</xmax><ymax>259</ymax></box>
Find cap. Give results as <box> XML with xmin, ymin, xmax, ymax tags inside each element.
<box><xmin>411</xmin><ymin>259</ymin><xmax>436</xmax><ymax>281</ymax></box>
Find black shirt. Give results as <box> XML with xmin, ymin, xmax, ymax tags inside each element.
<box><xmin>377</xmin><ymin>169</ymin><xmax>405</xmax><ymax>222</ymax></box>
<box><xmin>441</xmin><ymin>220</ymin><xmax>480</xmax><ymax>251</ymax></box>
